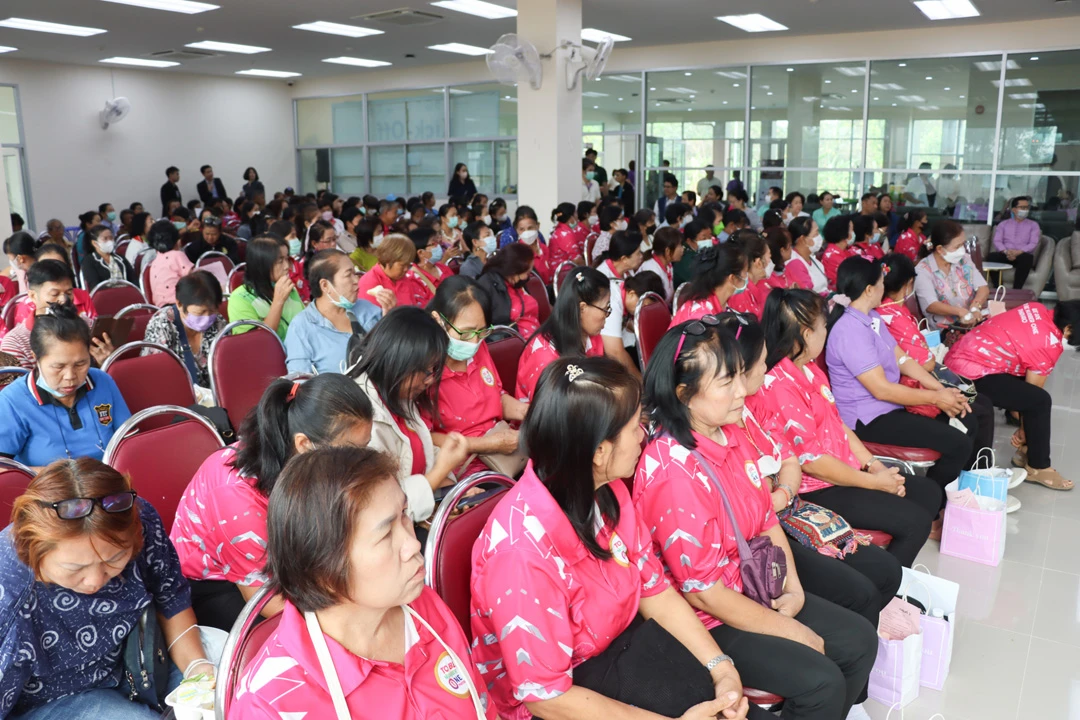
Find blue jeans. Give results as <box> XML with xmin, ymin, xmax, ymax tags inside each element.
<box><xmin>11</xmin><ymin>666</ymin><xmax>183</xmax><ymax>720</ymax></box>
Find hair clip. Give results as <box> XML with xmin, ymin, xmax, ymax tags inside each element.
<box><xmin>576</xmin><ymin>271</ymin><xmax>586</xmax><ymax>283</ymax></box>
<box><xmin>832</xmin><ymin>294</ymin><xmax>851</xmax><ymax>308</ymax></box>
<box><xmin>881</xmin><ymin>263</ymin><xmax>890</xmax><ymax>276</ymax></box>
<box><xmin>924</xmin><ymin>240</ymin><xmax>934</xmax><ymax>249</ymax></box>
<box><xmin>287</xmin><ymin>382</ymin><xmax>300</xmax><ymax>401</ymax></box>
<box><xmin>566</xmin><ymin>364</ymin><xmax>584</xmax><ymax>383</ymax></box>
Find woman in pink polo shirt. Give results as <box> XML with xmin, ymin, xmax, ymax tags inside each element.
<box><xmin>635</xmin><ymin>316</ymin><xmax>877</xmax><ymax>719</ymax></box>
<box><xmin>726</xmin><ymin>231</ymin><xmax>771</xmax><ymax>319</ymax></box>
<box><xmin>170</xmin><ymin>374</ymin><xmax>375</xmax><ymax>630</ymax></box>
<box><xmin>669</xmin><ymin>243</ymin><xmax>748</xmax><ymax>327</ymax></box>
<box><xmin>146</xmin><ymin>219</ymin><xmax>194</xmax><ymax>306</ymax></box>
<box><xmin>785</xmin><ymin>218</ymin><xmax>829</xmax><ymax>294</ymax></box>
<box><xmin>514</xmin><ymin>266</ymin><xmax>609</xmax><ymax>402</ymax></box>
<box><xmin>471</xmin><ymin>356</ymin><xmax>759</xmax><ymax>720</ymax></box>
<box><xmin>424</xmin><ymin>276</ymin><xmax>529</xmax><ymax>477</ymax></box>
<box><xmin>820</xmin><ymin>215</ymin><xmax>856</xmax><ymax>291</ymax></box>
<box><xmin>231</xmin><ymin>447</ymin><xmax>495</xmax><ymax>720</ymax></box>
<box><xmin>548</xmin><ymin>202</ymin><xmax>586</xmax><ymax>269</ymax></box>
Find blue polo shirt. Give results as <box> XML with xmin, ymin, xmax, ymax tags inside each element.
<box><xmin>0</xmin><ymin>368</ymin><xmax>130</xmax><ymax>467</ymax></box>
<box><xmin>284</xmin><ymin>300</ymin><xmax>381</xmax><ymax>375</ymax></box>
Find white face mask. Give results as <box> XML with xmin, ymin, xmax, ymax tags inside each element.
<box><xmin>1015</xmin><ymin>208</ymin><xmax>1030</xmax><ymax>219</ymax></box>
<box><xmin>519</xmin><ymin>229</ymin><xmax>539</xmax><ymax>244</ymax></box>
<box><xmin>372</xmin><ymin>233</ymin><xmax>385</xmax><ymax>248</ymax></box>
<box><xmin>942</xmin><ymin>248</ymin><xmax>965</xmax><ymax>265</ymax></box>
<box><xmin>810</xmin><ymin>234</ymin><xmax>823</xmax><ymax>253</ymax></box>
<box><xmin>481</xmin><ymin>215</ymin><xmax>491</xmax><ymax>225</ymax></box>
<box><xmin>870</xmin><ymin>232</ymin><xmax>882</xmax><ymax>244</ymax></box>
<box><xmin>615</xmin><ymin>219</ymin><xmax>628</xmax><ymax>231</ymax></box>
<box><xmin>847</xmin><ymin>232</ymin><xmax>855</xmax><ymax>244</ymax></box>
<box><xmin>680</xmin><ymin>215</ymin><xmax>693</xmax><ymax>228</ymax></box>
<box><xmin>97</xmin><ymin>240</ymin><xmax>116</xmax><ymax>255</ymax></box>
<box><xmin>764</xmin><ymin>260</ymin><xmax>775</xmax><ymax>277</ymax></box>
<box><xmin>588</xmin><ymin>214</ymin><xmax>599</xmax><ymax>226</ymax></box>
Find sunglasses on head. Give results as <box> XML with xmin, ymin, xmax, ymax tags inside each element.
<box><xmin>674</xmin><ymin>314</ymin><xmax>721</xmax><ymax>365</ymax></box>
<box><xmin>40</xmin><ymin>491</ymin><xmax>137</xmax><ymax>520</ymax></box>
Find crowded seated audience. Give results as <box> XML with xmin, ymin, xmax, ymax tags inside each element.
<box><xmin>475</xmin><ymin>242</ymin><xmax>540</xmax><ymax>338</ymax></box>
<box><xmin>671</xmin><ymin>243</ymin><xmax>748</xmax><ymax>325</ymax></box>
<box><xmin>80</xmin><ymin>224</ymin><xmax>138</xmax><ymax>289</ymax></box>
<box><xmin>142</xmin><ymin>271</ymin><xmax>227</xmax><ymax>388</ymax></box>
<box><xmin>227</xmin><ymin>234</ymin><xmax>303</xmax><ymax>339</ymax></box>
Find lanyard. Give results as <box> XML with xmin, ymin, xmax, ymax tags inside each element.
<box><xmin>46</xmin><ymin>392</ymin><xmax>105</xmax><ymax>459</ymax></box>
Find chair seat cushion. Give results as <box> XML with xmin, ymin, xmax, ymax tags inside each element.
<box><xmin>862</xmin><ymin>442</ymin><xmax>941</xmax><ymax>464</ymax></box>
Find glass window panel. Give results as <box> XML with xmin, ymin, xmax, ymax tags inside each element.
<box><xmin>747</xmin><ymin>170</ymin><xmax>861</xmax><ymax>210</ymax></box>
<box><xmin>750</xmin><ymin>62</ymin><xmax>867</xmax><ymax>170</ymax></box>
<box><xmin>450</xmin><ymin>141</ymin><xmax>493</xmax><ymax>196</ymax></box>
<box><xmin>993</xmin><ymin>175</ymin><xmax>1078</xmax><ymax>238</ymax></box>
<box><xmin>295</xmin><ymin>94</ymin><xmax>364</xmax><ymax>146</ymax></box>
<box><xmin>450</xmin><ymin>83</ymin><xmax>516</xmax><ymax>138</ymax></box>
<box><xmin>331</xmin><ymin>148</ymin><xmax>366</xmax><ymax>195</ymax></box>
<box><xmin>3</xmin><ymin>148</ymin><xmax>28</xmax><ymax>222</ymax></box>
<box><xmin>0</xmin><ymin>87</ymin><xmax>18</xmax><ymax>145</ymax></box>
<box><xmin>584</xmin><ymin>75</ymin><xmax>643</xmax><ymax>131</ymax></box>
<box><xmin>645</xmin><ymin>68</ymin><xmax>746</xmax><ymax>170</ymax></box>
<box><xmin>367</xmin><ymin>90</ymin><xmax>444</xmax><ymax>142</ymax></box>
<box><xmin>297</xmin><ymin>149</ymin><xmax>321</xmax><ymax>195</ymax></box>
<box><xmin>407</xmin><ymin>144</ymin><xmax>446</xmax><ymax>196</ymax></box>
<box><xmin>864</xmin><ymin>170</ymin><xmax>993</xmax><ymax>223</ymax></box>
<box><xmin>867</xmin><ymin>56</ymin><xmax>999</xmax><ymax>171</ymax></box>
<box><xmin>495</xmin><ymin>140</ymin><xmax>518</xmax><ymax>195</ymax></box>
<box><xmin>370</xmin><ymin>145</ymin><xmax>406</xmax><ymax>197</ymax></box>
<box><xmin>998</xmin><ymin>50</ymin><xmax>1080</xmax><ymax>172</ymax></box>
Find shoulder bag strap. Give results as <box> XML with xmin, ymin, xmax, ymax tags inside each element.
<box><xmin>404</xmin><ymin>605</ymin><xmax>486</xmax><ymax>720</ymax></box>
<box><xmin>304</xmin><ymin>611</ymin><xmax>352</xmax><ymax>720</ymax></box>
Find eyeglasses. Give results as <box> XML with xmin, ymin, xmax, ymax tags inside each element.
<box><xmin>588</xmin><ymin>303</ymin><xmax>613</xmax><ymax>317</ymax></box>
<box><xmin>40</xmin><ymin>491</ymin><xmax>137</xmax><ymax>520</ymax></box>
<box><xmin>674</xmin><ymin>314</ymin><xmax>721</xmax><ymax>365</ymax></box>
<box><xmin>439</xmin><ymin>314</ymin><xmax>494</xmax><ymax>342</ymax></box>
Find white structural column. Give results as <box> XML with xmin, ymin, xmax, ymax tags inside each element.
<box><xmin>516</xmin><ymin>0</ymin><xmax>583</xmax><ymax>217</ymax></box>
<box><xmin>0</xmin><ymin>156</ymin><xmax>11</xmax><ymax>244</ymax></box>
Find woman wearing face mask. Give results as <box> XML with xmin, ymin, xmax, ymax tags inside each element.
<box><xmin>74</xmin><ymin>211</ymin><xmax>102</xmax><ymax>265</ymax></box>
<box><xmin>476</xmin><ymin>243</ymin><xmax>540</xmax><ymax>339</ymax></box>
<box><xmin>0</xmin><ymin>303</ymin><xmax>130</xmax><ymax>469</ymax></box>
<box><xmin>821</xmin><ymin>215</ymin><xmax>857</xmax><ymax>291</ymax></box>
<box><xmin>171</xmin><ymin>374</ymin><xmax>375</xmax><ymax>631</ymax></box>
<box><xmin>639</xmin><ymin>226</ymin><xmax>684</xmax><ymax>304</ymax></box>
<box><xmin>786</xmin><ymin>218</ymin><xmax>829</xmax><ymax>294</ymax></box>
<box><xmin>0</xmin><ymin>459</ymin><xmax>213</xmax><ymax>720</ymax></box>
<box><xmin>670</xmin><ymin>243</ymin><xmax>749</xmax><ymax>327</ymax></box>
<box><xmin>146</xmin><ymin>220</ymin><xmax>195</xmax><ymax>307</ymax></box>
<box><xmin>596</xmin><ymin>231</ymin><xmax>645</xmax><ymax>377</ymax></box>
<box><xmin>336</xmin><ymin>205</ymin><xmax>362</xmax><ymax>256</ymax></box>
<box><xmin>489</xmin><ymin>197</ymin><xmax>510</xmax><ymax>233</ymax></box>
<box><xmin>285</xmin><ymin>250</ymin><xmax>393</xmax><ymax>375</ymax></box>
<box><xmin>228</xmin><ymin>234</ymin><xmax>303</xmax><ymax>340</ymax></box>
<box><xmin>849</xmin><ymin>214</ymin><xmax>885</xmax><ymax>262</ymax></box>
<box><xmin>4</xmin><ymin>231</ymin><xmax>38</xmax><ymax>294</ymax></box>
<box><xmin>356</xmin><ymin>234</ymin><xmax>428</xmax><ymax>309</ymax></box>
<box><xmin>406</xmin><ymin>227</ymin><xmax>451</xmax><ymax>306</ymax></box>
<box><xmin>893</xmin><ymin>210</ymin><xmax>928</xmax><ymax>262</ymax></box>
<box><xmin>549</xmin><ymin>202</ymin><xmax>586</xmax><ymax>268</ymax></box>
<box><xmin>762</xmin><ymin>227</ymin><xmax>794</xmax><ymax>291</ymax></box>
<box><xmin>515</xmin><ymin>210</ymin><xmax>553</xmax><ymax>285</ymax></box>
<box><xmin>348</xmin><ymin>216</ymin><xmax>381</xmax><ymax>272</ymax></box>
<box><xmin>673</xmin><ymin>218</ymin><xmax>712</xmax><ymax>288</ymax></box>
<box><xmin>577</xmin><ymin>200</ymin><xmax>599</xmax><ymax>238</ymax></box>
<box><xmin>437</xmin><ymin>203</ymin><xmax>463</xmax><ymax>249</ymax></box>
<box><xmin>914</xmin><ymin>220</ymin><xmax>989</xmax><ymax>328</ymax></box>
<box><xmin>515</xmin><ymin>266</ymin><xmax>610</xmax><ymax>402</ymax></box>
<box><xmin>448</xmin><ymin>162</ymin><xmax>478</xmax><ymax>202</ymax></box>
<box><xmin>460</xmin><ymin>221</ymin><xmax>498</xmax><ymax>279</ymax></box>
<box><xmin>590</xmin><ymin>205</ymin><xmax>627</xmax><ymax>264</ymax></box>
<box><xmin>142</xmin><ymin>271</ymin><xmax>227</xmax><ymax>388</ymax></box>
<box><xmin>726</xmin><ymin>231</ymin><xmax>772</xmax><ymax>319</ymax></box>
<box><xmin>636</xmin><ymin>317</ymin><xmax>877</xmax><ymax>720</ymax></box>
<box><xmin>346</xmin><ymin>307</ymin><xmax>471</xmax><ymax>523</ymax></box>
<box><xmin>424</xmin><ymin>277</ymin><xmax>529</xmax><ymax>478</ymax></box>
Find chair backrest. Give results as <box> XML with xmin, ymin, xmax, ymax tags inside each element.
<box><xmin>633</xmin><ymin>292</ymin><xmax>671</xmax><ymax>371</ymax></box>
<box><xmin>103</xmin><ymin>405</ymin><xmax>224</xmax><ymax>532</ymax></box>
<box><xmin>967</xmin><ymin>234</ymin><xmax>984</xmax><ymax>273</ymax></box>
<box><xmin>2</xmin><ymin>293</ymin><xmax>26</xmax><ymax>331</ymax></box>
<box><xmin>216</xmin><ymin>585</ymin><xmax>282</xmax><ymax>719</ymax></box>
<box><xmin>113</xmin><ymin>303</ymin><xmax>160</xmax><ymax>346</ymax></box>
<box><xmin>139</xmin><ymin>261</ymin><xmax>154</xmax><ymax>305</ymax></box>
<box><xmin>209</xmin><ymin>321</ymin><xmax>287</xmax><ymax>430</ymax></box>
<box><xmin>553</xmin><ymin>261</ymin><xmax>577</xmax><ymax>299</ymax></box>
<box><xmin>673</xmin><ymin>282</ymin><xmax>691</xmax><ymax>315</ymax></box>
<box><xmin>235</xmin><ymin>238</ymin><xmax>247</xmax><ymax>263</ymax></box>
<box><xmin>0</xmin><ymin>458</ymin><xmax>34</xmax><ymax>526</ymax></box>
<box><xmin>485</xmin><ymin>327</ymin><xmax>525</xmax><ymax>392</ymax></box>
<box><xmin>424</xmin><ymin>471</ymin><xmax>515</xmax><ymax>632</ymax></box>
<box><xmin>115</xmin><ymin>239</ymin><xmax>131</xmax><ymax>259</ymax></box>
<box><xmin>525</xmin><ymin>271</ymin><xmax>551</xmax><ymax>323</ymax></box>
<box><xmin>89</xmin><ymin>280</ymin><xmax>147</xmax><ymax>317</ymax></box>
<box><xmin>904</xmin><ymin>291</ymin><xmax>924</xmax><ymax>322</ymax></box>
<box><xmin>196</xmin><ymin>251</ymin><xmax>235</xmax><ymax>276</ymax></box>
<box><xmin>447</xmin><ymin>255</ymin><xmax>462</xmax><ymax>274</ymax></box>
<box><xmin>584</xmin><ymin>232</ymin><xmax>599</xmax><ymax>264</ymax></box>
<box><xmin>227</xmin><ymin>264</ymin><xmax>246</xmax><ymax>293</ymax></box>
<box><xmin>101</xmin><ymin>342</ymin><xmax>196</xmax><ymax>426</ymax></box>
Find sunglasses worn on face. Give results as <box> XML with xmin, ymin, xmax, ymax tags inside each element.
<box><xmin>674</xmin><ymin>314</ymin><xmax>721</xmax><ymax>365</ymax></box>
<box><xmin>41</xmin><ymin>491</ymin><xmax>137</xmax><ymax>520</ymax></box>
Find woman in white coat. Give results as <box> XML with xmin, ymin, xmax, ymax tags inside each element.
<box><xmin>346</xmin><ymin>306</ymin><xmax>470</xmax><ymax>523</ymax></box>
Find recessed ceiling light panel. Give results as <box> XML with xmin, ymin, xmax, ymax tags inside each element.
<box><xmin>430</xmin><ymin>0</ymin><xmax>516</xmax><ymax>19</ymax></box>
<box><xmin>293</xmin><ymin>21</ymin><xmax>383</xmax><ymax>38</ymax></box>
<box><xmin>236</xmin><ymin>69</ymin><xmax>300</xmax><ymax>78</ymax></box>
<box><xmin>322</xmin><ymin>56</ymin><xmax>392</xmax><ymax>67</ymax></box>
<box><xmin>186</xmin><ymin>40</ymin><xmax>270</xmax><ymax>54</ymax></box>
<box><xmin>100</xmin><ymin>56</ymin><xmax>179</xmax><ymax>67</ymax></box>
<box><xmin>428</xmin><ymin>43</ymin><xmax>493</xmax><ymax>56</ymax></box>
<box><xmin>0</xmin><ymin>17</ymin><xmax>106</xmax><ymax>36</ymax></box>
<box><xmin>100</xmin><ymin>0</ymin><xmax>218</xmax><ymax>14</ymax></box>
<box><xmin>715</xmin><ymin>14</ymin><xmax>788</xmax><ymax>32</ymax></box>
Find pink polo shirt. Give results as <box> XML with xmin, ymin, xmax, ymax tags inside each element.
<box><xmin>727</xmin><ymin>280</ymin><xmax>766</xmax><ymax>319</ymax></box>
<box><xmin>745</xmin><ymin>357</ymin><xmax>860</xmax><ymax>494</ymax></box>
<box><xmin>470</xmin><ymin>465</ymin><xmax>669</xmax><ymax>720</ymax></box>
<box><xmin>424</xmin><ymin>342</ymin><xmax>504</xmax><ymax>438</ymax></box>
<box><xmin>514</xmin><ymin>331</ymin><xmax>604</xmax><ymax>402</ymax></box>
<box><xmin>148</xmin><ymin>249</ymin><xmax>194</xmax><ymax>306</ymax></box>
<box><xmin>669</xmin><ymin>293</ymin><xmax>725</xmax><ymax>329</ymax></box>
<box><xmin>822</xmin><ymin>244</ymin><xmax>855</xmax><ymax>290</ymax></box>
<box><xmin>945</xmin><ymin>302</ymin><xmax>1063</xmax><ymax>381</ymax></box>
<box><xmin>894</xmin><ymin>230</ymin><xmax>925</xmax><ymax>262</ymax></box>
<box><xmin>232</xmin><ymin>586</ymin><xmax>495</xmax><ymax>720</ymax></box>
<box><xmin>634</xmin><ymin>429</ymin><xmax>778</xmax><ymax>629</ymax></box>
<box><xmin>170</xmin><ymin>447</ymin><xmax>269</xmax><ymax>586</ymax></box>
<box><xmin>508</xmin><ymin>285</ymin><xmax>540</xmax><ymax>339</ymax></box>
<box><xmin>548</xmin><ymin>222</ymin><xmax>582</xmax><ymax>270</ymax></box>
<box><xmin>876</xmin><ymin>299</ymin><xmax>933</xmax><ymax>366</ymax></box>
<box><xmin>358</xmin><ymin>262</ymin><xmax>429</xmax><ymax>308</ymax></box>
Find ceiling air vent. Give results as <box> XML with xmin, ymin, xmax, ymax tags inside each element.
<box><xmin>357</xmin><ymin>8</ymin><xmax>444</xmax><ymax>27</ymax></box>
<box><xmin>150</xmin><ymin>49</ymin><xmax>218</xmax><ymax>61</ymax></box>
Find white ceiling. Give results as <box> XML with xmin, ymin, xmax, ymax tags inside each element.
<box><xmin>1</xmin><ymin>0</ymin><xmax>1079</xmax><ymax>80</ymax></box>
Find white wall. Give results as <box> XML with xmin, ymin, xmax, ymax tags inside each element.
<box><xmin>0</xmin><ymin>58</ymin><xmax>296</xmax><ymax>230</ymax></box>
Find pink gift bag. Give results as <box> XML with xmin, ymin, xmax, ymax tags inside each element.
<box><xmin>899</xmin><ymin>565</ymin><xmax>959</xmax><ymax>691</ymax></box>
<box><xmin>940</xmin><ymin>480</ymin><xmax>1007</xmax><ymax>567</ymax></box>
<box><xmin>868</xmin><ymin>630</ymin><xmax>922</xmax><ymax>708</ymax></box>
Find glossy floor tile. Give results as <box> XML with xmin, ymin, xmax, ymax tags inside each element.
<box><xmin>863</xmin><ymin>345</ymin><xmax>1080</xmax><ymax>720</ymax></box>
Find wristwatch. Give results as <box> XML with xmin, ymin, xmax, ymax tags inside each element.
<box><xmin>706</xmin><ymin>654</ymin><xmax>735</xmax><ymax>671</ymax></box>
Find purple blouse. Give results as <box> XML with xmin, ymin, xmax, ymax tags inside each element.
<box><xmin>825</xmin><ymin>306</ymin><xmax>903</xmax><ymax>428</ymax></box>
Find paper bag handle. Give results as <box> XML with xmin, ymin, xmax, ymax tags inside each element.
<box><xmin>970</xmin><ymin>447</ymin><xmax>996</xmax><ymax>472</ymax></box>
<box><xmin>994</xmin><ymin>285</ymin><xmax>1006</xmax><ymax>303</ymax></box>
<box><xmin>918</xmin><ymin>317</ymin><xmax>930</xmax><ymax>332</ymax></box>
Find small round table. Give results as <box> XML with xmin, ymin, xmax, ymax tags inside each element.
<box><xmin>981</xmin><ymin>260</ymin><xmax>1012</xmax><ymax>288</ymax></box>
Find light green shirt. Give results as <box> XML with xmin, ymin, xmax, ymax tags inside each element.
<box><xmin>227</xmin><ymin>284</ymin><xmax>304</xmax><ymax>340</ymax></box>
<box><xmin>812</xmin><ymin>207</ymin><xmax>842</xmax><ymax>228</ymax></box>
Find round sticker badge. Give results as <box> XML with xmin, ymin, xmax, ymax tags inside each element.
<box><xmin>820</xmin><ymin>385</ymin><xmax>836</xmax><ymax>404</ymax></box>
<box><xmin>609</xmin><ymin>532</ymin><xmax>630</xmax><ymax>567</ymax></box>
<box><xmin>480</xmin><ymin>366</ymin><xmax>496</xmax><ymax>387</ymax></box>
<box><xmin>434</xmin><ymin>651</ymin><xmax>471</xmax><ymax>698</ymax></box>
<box><xmin>744</xmin><ymin>460</ymin><xmax>762</xmax><ymax>489</ymax></box>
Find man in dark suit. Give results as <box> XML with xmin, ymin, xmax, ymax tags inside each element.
<box><xmin>160</xmin><ymin>166</ymin><xmax>182</xmax><ymax>217</ymax></box>
<box><xmin>196</xmin><ymin>164</ymin><xmax>228</xmax><ymax>205</ymax></box>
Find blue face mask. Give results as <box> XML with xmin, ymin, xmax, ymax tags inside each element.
<box><xmin>173</xmin><ymin>221</ymin><xmax>187</xmax><ymax>231</ymax></box>
<box><xmin>482</xmin><ymin>234</ymin><xmax>497</xmax><ymax>255</ymax></box>
<box><xmin>288</xmin><ymin>238</ymin><xmax>302</xmax><ymax>256</ymax></box>
<box><xmin>447</xmin><ymin>335</ymin><xmax>481</xmax><ymax>361</ymax></box>
<box><xmin>731</xmin><ymin>275</ymin><xmax>749</xmax><ymax>296</ymax></box>
<box><xmin>327</xmin><ymin>284</ymin><xmax>355</xmax><ymax>312</ymax></box>
<box><xmin>429</xmin><ymin>245</ymin><xmax>444</xmax><ymax>263</ymax></box>
<box><xmin>36</xmin><ymin>371</ymin><xmax>71</xmax><ymax>398</ymax></box>
<box><xmin>446</xmin><ymin>216</ymin><xmax>460</xmax><ymax>229</ymax></box>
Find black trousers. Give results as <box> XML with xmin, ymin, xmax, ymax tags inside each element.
<box><xmin>709</xmin><ymin>594</ymin><xmax>878</xmax><ymax>719</ymax></box>
<box><xmin>802</xmin><ymin>477</ymin><xmax>941</xmax><ymax>567</ymax></box>
<box><xmin>969</xmin><ymin>390</ymin><xmax>996</xmax><ymax>467</ymax></box>
<box><xmin>189</xmin><ymin>578</ymin><xmax>248</xmax><ymax>632</ymax></box>
<box><xmin>855</xmin><ymin>409</ymin><xmax>974</xmax><ymax>495</ymax></box>
<box><xmin>986</xmin><ymin>250</ymin><xmax>1035</xmax><ymax>289</ymax></box>
<box><xmin>787</xmin><ymin>540</ymin><xmax>901</xmax><ymax>628</ymax></box>
<box><xmin>974</xmin><ymin>373</ymin><xmax>1053</xmax><ymax>468</ymax></box>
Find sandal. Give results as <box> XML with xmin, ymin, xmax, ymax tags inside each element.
<box><xmin>1024</xmin><ymin>465</ymin><xmax>1075</xmax><ymax>491</ymax></box>
<box><xmin>1012</xmin><ymin>445</ymin><xmax>1027</xmax><ymax>469</ymax></box>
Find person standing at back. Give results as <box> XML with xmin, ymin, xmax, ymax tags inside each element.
<box><xmin>196</xmin><ymin>164</ymin><xmax>228</xmax><ymax>205</ymax></box>
<box><xmin>160</xmin><ymin>165</ymin><xmax>182</xmax><ymax>217</ymax></box>
<box><xmin>585</xmin><ymin>147</ymin><xmax>608</xmax><ymax>195</ymax></box>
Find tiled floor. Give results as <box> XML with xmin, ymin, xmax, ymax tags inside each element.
<box><xmin>864</xmin><ymin>342</ymin><xmax>1080</xmax><ymax>720</ymax></box>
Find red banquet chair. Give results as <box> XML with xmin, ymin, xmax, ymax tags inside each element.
<box><xmin>553</xmin><ymin>260</ymin><xmax>577</xmax><ymax>299</ymax></box>
<box><xmin>210</xmin><ymin>320</ymin><xmax>287</xmax><ymax>430</ymax></box>
<box><xmin>139</xmin><ymin>262</ymin><xmax>155</xmax><ymax>306</ymax></box>
<box><xmin>88</xmin><ymin>280</ymin><xmax>147</xmax><ymax>317</ymax></box>
<box><xmin>485</xmin><ymin>326</ymin><xmax>525</xmax><ymax>391</ymax></box>
<box><xmin>424</xmin><ymin>471</ymin><xmax>516</xmax><ymax>632</ymax></box>
<box><xmin>226</xmin><ymin>263</ymin><xmax>246</xmax><ymax>294</ymax></box>
<box><xmin>102</xmin><ymin>405</ymin><xmax>225</xmax><ymax>532</ymax></box>
<box><xmin>0</xmin><ymin>458</ymin><xmax>34</xmax><ymax>525</ymax></box>
<box><xmin>673</xmin><ymin>282</ymin><xmax>691</xmax><ymax>315</ymax></box>
<box><xmin>101</xmin><ymin>342</ymin><xmax>196</xmax><ymax>427</ymax></box>
<box><xmin>633</xmin><ymin>292</ymin><xmax>670</xmax><ymax>371</ymax></box>
<box><xmin>525</xmin><ymin>271</ymin><xmax>552</xmax><ymax>324</ymax></box>
<box><xmin>114</xmin><ymin>303</ymin><xmax>160</xmax><ymax>347</ymax></box>
<box><xmin>2</xmin><ymin>293</ymin><xmax>27</xmax><ymax>331</ymax></box>
<box><xmin>195</xmin><ymin>250</ymin><xmax>235</xmax><ymax>275</ymax></box>
<box><xmin>215</xmin><ymin>585</ymin><xmax>282</xmax><ymax>719</ymax></box>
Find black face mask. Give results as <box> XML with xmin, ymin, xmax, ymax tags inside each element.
<box><xmin>513</xmin><ymin>278</ymin><xmax>530</xmax><ymax>289</ymax></box>
<box><xmin>646</xmin><ymin>225</ymin><xmax>656</xmax><ymax>236</ymax></box>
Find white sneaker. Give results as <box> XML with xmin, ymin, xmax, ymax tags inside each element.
<box><xmin>1007</xmin><ymin>495</ymin><xmax>1022</xmax><ymax>513</ymax></box>
<box><xmin>1008</xmin><ymin>467</ymin><xmax>1027</xmax><ymax>489</ymax></box>
<box><xmin>846</xmin><ymin>703</ymin><xmax>873</xmax><ymax>720</ymax></box>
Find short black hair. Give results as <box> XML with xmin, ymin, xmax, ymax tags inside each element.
<box><xmin>664</xmin><ymin>202</ymin><xmax>689</xmax><ymax>227</ymax></box>
<box><xmin>166</xmin><ymin>166</ymin><xmax>178</xmax><ymax>176</ymax></box>
<box><xmin>823</xmin><ymin>214</ymin><xmax>853</xmax><ymax>245</ymax></box>
<box><xmin>1054</xmin><ymin>300</ymin><xmax>1080</xmax><ymax>347</ymax></box>
<box><xmin>147</xmin><ymin>219</ymin><xmax>180</xmax><ymax>254</ymax></box>
<box><xmin>176</xmin><ymin>270</ymin><xmax>223</xmax><ymax>311</ymax></box>
<box><xmin>307</xmin><ymin>249</ymin><xmax>350</xmax><ymax>300</ymax></box>
<box><xmin>200</xmin><ymin>164</ymin><xmax>212</xmax><ymax>174</ymax></box>
<box><xmin>723</xmin><ymin>208</ymin><xmax>747</xmax><ymax>228</ymax></box>
<box><xmin>30</xmin><ymin>298</ymin><xmax>88</xmax><ymax>360</ymax></box>
<box><xmin>427</xmin><ymin>274</ymin><xmax>491</xmax><ymax>326</ymax></box>
<box><xmin>828</xmin><ymin>256</ymin><xmax>883</xmax><ymax>332</ymax></box>
<box><xmin>1010</xmin><ymin>195</ymin><xmax>1032</xmax><ymax>208</ymax></box>
<box><xmin>27</xmin><ymin>259</ymin><xmax>75</xmax><ymax>290</ymax></box>
<box><xmin>762</xmin><ymin>288</ymin><xmax>827</xmax><ymax>370</ymax></box>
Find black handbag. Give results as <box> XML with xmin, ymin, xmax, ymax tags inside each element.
<box><xmin>123</xmin><ymin>607</ymin><xmax>170</xmax><ymax>711</ymax></box>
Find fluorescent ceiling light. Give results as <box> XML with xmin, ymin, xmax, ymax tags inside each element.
<box><xmin>236</xmin><ymin>69</ymin><xmax>300</xmax><ymax>78</ymax></box>
<box><xmin>973</xmin><ymin>60</ymin><xmax>1019</xmax><ymax>71</ymax></box>
<box><xmin>100</xmin><ymin>56</ymin><xmax>179</xmax><ymax>67</ymax></box>
<box><xmin>1018</xmin><ymin>103</ymin><xmax>1044</xmax><ymax>109</ymax></box>
<box><xmin>665</xmin><ymin>87</ymin><xmax>697</xmax><ymax>95</ymax></box>
<box><xmin>100</xmin><ymin>0</ymin><xmax>218</xmax><ymax>13</ymax></box>
<box><xmin>443</xmin><ymin>88</ymin><xmax>472</xmax><ymax>94</ymax></box>
<box><xmin>871</xmin><ymin>83</ymin><xmax>904</xmax><ymax>90</ymax></box>
<box><xmin>715</xmin><ymin>14</ymin><xmax>788</xmax><ymax>32</ymax></box>
<box><xmin>992</xmin><ymin>78</ymin><xmax>1032</xmax><ymax>87</ymax></box>
<box><xmin>581</xmin><ymin>28</ymin><xmax>631</xmax><ymax>42</ymax></box>
<box><xmin>832</xmin><ymin>106</ymin><xmax>854</xmax><ymax>112</ymax></box>
<box><xmin>1009</xmin><ymin>92</ymin><xmax>1038</xmax><ymax>99</ymax></box>
<box><xmin>430</xmin><ymin>0</ymin><xmax>516</xmax><ymax>19</ymax></box>
<box><xmin>186</xmin><ymin>40</ymin><xmax>269</xmax><ymax>54</ymax></box>
<box><xmin>322</xmin><ymin>56</ymin><xmax>392</xmax><ymax>67</ymax></box>
<box><xmin>917</xmin><ymin>105</ymin><xmax>941</xmax><ymax>110</ymax></box>
<box><xmin>0</xmin><ymin>46</ymin><xmax>15</xmax><ymax>53</ymax></box>
<box><xmin>607</xmin><ymin>74</ymin><xmax>641</xmax><ymax>82</ymax></box>
<box><xmin>581</xmin><ymin>91</ymin><xmax>609</xmax><ymax>97</ymax></box>
<box><xmin>715</xmin><ymin>70</ymin><xmax>747</xmax><ymax>79</ymax></box>
<box><xmin>835</xmin><ymin>67</ymin><xmax>866</xmax><ymax>76</ymax></box>
<box><xmin>0</xmin><ymin>17</ymin><xmax>106</xmax><ymax>36</ymax></box>
<box><xmin>428</xmin><ymin>43</ymin><xmax>492</xmax><ymax>56</ymax></box>
<box><xmin>896</xmin><ymin>95</ymin><xmax>926</xmax><ymax>102</ymax></box>
<box><xmin>913</xmin><ymin>0</ymin><xmax>980</xmax><ymax>20</ymax></box>
<box><xmin>292</xmin><ymin>21</ymin><xmax>382</xmax><ymax>38</ymax></box>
